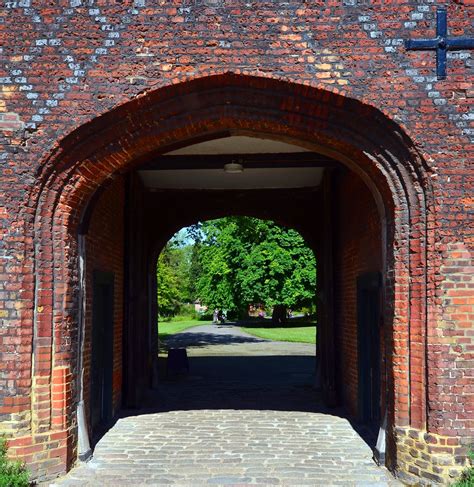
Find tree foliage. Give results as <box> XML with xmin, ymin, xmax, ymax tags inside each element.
<box><xmin>156</xmin><ymin>244</ymin><xmax>181</xmax><ymax>317</ymax></box>
<box><xmin>157</xmin><ymin>239</ymin><xmax>193</xmax><ymax>317</ymax></box>
<box><xmin>196</xmin><ymin>217</ymin><xmax>316</xmax><ymax>316</ymax></box>
<box><xmin>157</xmin><ymin>217</ymin><xmax>317</xmax><ymax>319</ymax></box>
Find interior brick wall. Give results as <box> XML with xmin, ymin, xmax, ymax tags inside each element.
<box><xmin>334</xmin><ymin>171</ymin><xmax>383</xmax><ymax>417</ymax></box>
<box><xmin>84</xmin><ymin>177</ymin><xmax>125</xmax><ymax>422</ymax></box>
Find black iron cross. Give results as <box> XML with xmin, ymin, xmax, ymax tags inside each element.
<box><xmin>405</xmin><ymin>7</ymin><xmax>474</xmax><ymax>80</ymax></box>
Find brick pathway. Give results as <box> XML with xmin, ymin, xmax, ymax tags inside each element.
<box><xmin>52</xmin><ymin>324</ymin><xmax>400</xmax><ymax>486</ymax></box>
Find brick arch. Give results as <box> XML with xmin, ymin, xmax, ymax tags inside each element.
<box><xmin>22</xmin><ymin>73</ymin><xmax>432</xmax><ymax>477</ymax></box>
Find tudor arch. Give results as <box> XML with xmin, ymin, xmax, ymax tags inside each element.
<box><xmin>19</xmin><ymin>74</ymin><xmax>431</xmax><ymax>480</ymax></box>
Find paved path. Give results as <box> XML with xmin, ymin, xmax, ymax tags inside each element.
<box><xmin>53</xmin><ymin>324</ymin><xmax>400</xmax><ymax>486</ymax></box>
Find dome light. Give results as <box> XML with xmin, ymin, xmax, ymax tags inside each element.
<box><xmin>223</xmin><ymin>160</ymin><xmax>244</xmax><ymax>174</ymax></box>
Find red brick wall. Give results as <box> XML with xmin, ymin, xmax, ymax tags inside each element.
<box><xmin>431</xmin><ymin>244</ymin><xmax>474</xmax><ymax>437</ymax></box>
<box><xmin>0</xmin><ymin>1</ymin><xmax>472</xmax><ymax>482</ymax></box>
<box><xmin>84</xmin><ymin>177</ymin><xmax>125</xmax><ymax>422</ymax></box>
<box><xmin>335</xmin><ymin>171</ymin><xmax>382</xmax><ymax>417</ymax></box>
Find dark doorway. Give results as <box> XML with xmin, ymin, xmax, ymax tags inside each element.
<box><xmin>90</xmin><ymin>271</ymin><xmax>115</xmax><ymax>442</ymax></box>
<box><xmin>357</xmin><ymin>272</ymin><xmax>381</xmax><ymax>430</ymax></box>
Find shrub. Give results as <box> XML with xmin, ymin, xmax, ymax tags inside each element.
<box><xmin>0</xmin><ymin>438</ymin><xmax>29</xmax><ymax>487</ymax></box>
<box><xmin>454</xmin><ymin>467</ymin><xmax>474</xmax><ymax>487</ymax></box>
<box><xmin>453</xmin><ymin>450</ymin><xmax>474</xmax><ymax>487</ymax></box>
<box><xmin>177</xmin><ymin>303</ymin><xmax>196</xmax><ymax>317</ymax></box>
<box><xmin>198</xmin><ymin>311</ymin><xmax>214</xmax><ymax>321</ymax></box>
<box><xmin>452</xmin><ymin>449</ymin><xmax>474</xmax><ymax>486</ymax></box>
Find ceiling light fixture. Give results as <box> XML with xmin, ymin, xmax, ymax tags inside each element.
<box><xmin>224</xmin><ymin>160</ymin><xmax>244</xmax><ymax>174</ymax></box>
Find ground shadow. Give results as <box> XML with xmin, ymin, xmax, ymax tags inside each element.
<box><xmin>237</xmin><ymin>318</ymin><xmax>316</xmax><ymax>329</ymax></box>
<box><xmin>161</xmin><ymin>328</ymin><xmax>266</xmax><ymax>350</ymax></box>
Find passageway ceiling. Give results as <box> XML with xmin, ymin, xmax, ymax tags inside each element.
<box><xmin>138</xmin><ymin>136</ymin><xmax>339</xmax><ymax>191</ymax></box>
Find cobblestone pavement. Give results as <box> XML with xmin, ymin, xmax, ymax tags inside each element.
<box><xmin>52</xmin><ymin>324</ymin><xmax>400</xmax><ymax>486</ymax></box>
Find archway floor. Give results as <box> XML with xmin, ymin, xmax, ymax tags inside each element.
<box><xmin>52</xmin><ymin>325</ymin><xmax>400</xmax><ymax>486</ymax></box>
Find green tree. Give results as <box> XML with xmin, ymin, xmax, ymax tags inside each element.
<box><xmin>196</xmin><ymin>219</ymin><xmax>240</xmax><ymax>311</ymax></box>
<box><xmin>196</xmin><ymin>217</ymin><xmax>316</xmax><ymax>319</ymax></box>
<box><xmin>156</xmin><ymin>243</ymin><xmax>181</xmax><ymax>318</ymax></box>
<box><xmin>157</xmin><ymin>233</ymin><xmax>202</xmax><ymax>316</ymax></box>
<box><xmin>188</xmin><ymin>241</ymin><xmax>203</xmax><ymax>302</ymax></box>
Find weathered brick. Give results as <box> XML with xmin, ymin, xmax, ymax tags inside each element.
<box><xmin>0</xmin><ymin>2</ymin><xmax>472</xmax><ymax>485</ymax></box>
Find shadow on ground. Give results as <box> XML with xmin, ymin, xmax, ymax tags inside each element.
<box><xmin>236</xmin><ymin>318</ymin><xmax>316</xmax><ymax>329</ymax></box>
<box><xmin>162</xmin><ymin>327</ymin><xmax>266</xmax><ymax>350</ymax></box>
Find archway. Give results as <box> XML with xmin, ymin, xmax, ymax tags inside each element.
<box><xmin>19</xmin><ymin>73</ymin><xmax>431</xmax><ymax>480</ymax></box>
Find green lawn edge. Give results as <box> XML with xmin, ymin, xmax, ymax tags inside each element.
<box><xmin>241</xmin><ymin>326</ymin><xmax>316</xmax><ymax>344</ymax></box>
<box><xmin>158</xmin><ymin>320</ymin><xmax>212</xmax><ymax>341</ymax></box>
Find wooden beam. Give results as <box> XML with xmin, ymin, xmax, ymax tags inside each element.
<box><xmin>139</xmin><ymin>152</ymin><xmax>340</xmax><ymax>171</ymax></box>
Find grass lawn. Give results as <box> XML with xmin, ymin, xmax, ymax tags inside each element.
<box><xmin>158</xmin><ymin>319</ymin><xmax>211</xmax><ymax>341</ymax></box>
<box><xmin>241</xmin><ymin>322</ymin><xmax>316</xmax><ymax>344</ymax></box>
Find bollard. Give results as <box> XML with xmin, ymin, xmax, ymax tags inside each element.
<box><xmin>167</xmin><ymin>348</ymin><xmax>189</xmax><ymax>378</ymax></box>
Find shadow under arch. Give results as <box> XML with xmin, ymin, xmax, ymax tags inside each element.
<box><xmin>24</xmin><ymin>72</ymin><xmax>433</xmax><ymax>476</ymax></box>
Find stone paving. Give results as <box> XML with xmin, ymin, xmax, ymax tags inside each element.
<box><xmin>52</xmin><ymin>324</ymin><xmax>400</xmax><ymax>486</ymax></box>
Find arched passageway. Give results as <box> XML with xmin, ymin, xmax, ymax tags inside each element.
<box><xmin>16</xmin><ymin>73</ymin><xmax>432</xmax><ymax>482</ymax></box>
